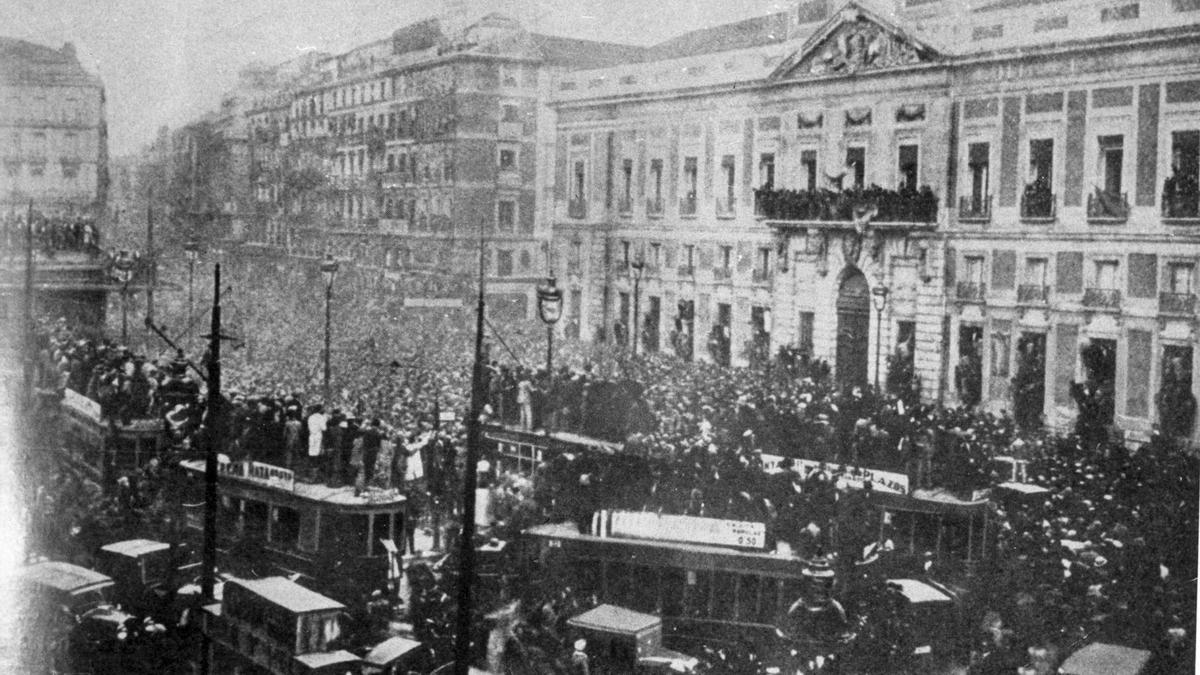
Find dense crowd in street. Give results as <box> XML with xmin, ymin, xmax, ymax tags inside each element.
<box><xmin>19</xmin><ymin>254</ymin><xmax>1198</xmax><ymax>674</ymax></box>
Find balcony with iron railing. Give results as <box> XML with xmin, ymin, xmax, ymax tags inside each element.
<box><xmin>1017</xmin><ymin>284</ymin><xmax>1050</xmax><ymax>304</ymax></box>
<box><xmin>676</xmin><ymin>264</ymin><xmax>694</xmax><ymax>278</ymax></box>
<box><xmin>754</xmin><ymin>186</ymin><xmax>939</xmax><ymax>224</ymax></box>
<box><xmin>958</xmin><ymin>194</ymin><xmax>992</xmax><ymax>223</ymax></box>
<box><xmin>679</xmin><ymin>195</ymin><xmax>697</xmax><ymax>217</ymax></box>
<box><xmin>1083</xmin><ymin>287</ymin><xmax>1121</xmax><ymax>310</ymax></box>
<box><xmin>1020</xmin><ymin>186</ymin><xmax>1056</xmax><ymax>222</ymax></box>
<box><xmin>1159</xmin><ymin>291</ymin><xmax>1197</xmax><ymax>315</ymax></box>
<box><xmin>617</xmin><ymin>196</ymin><xmax>632</xmax><ymax>215</ymax></box>
<box><xmin>647</xmin><ymin>197</ymin><xmax>664</xmax><ymax>217</ymax></box>
<box><xmin>1162</xmin><ymin>175</ymin><xmax>1200</xmax><ymax>223</ymax></box>
<box><xmin>956</xmin><ymin>281</ymin><xmax>986</xmax><ymax>302</ymax></box>
<box><xmin>1087</xmin><ymin>190</ymin><xmax>1129</xmax><ymax>223</ymax></box>
<box><xmin>713</xmin><ymin>266</ymin><xmax>733</xmax><ymax>282</ymax></box>
<box><xmin>752</xmin><ymin>268</ymin><xmax>772</xmax><ymax>284</ymax></box>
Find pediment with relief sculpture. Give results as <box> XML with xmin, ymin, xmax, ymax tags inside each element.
<box><xmin>770</xmin><ymin>3</ymin><xmax>941</xmax><ymax>81</ymax></box>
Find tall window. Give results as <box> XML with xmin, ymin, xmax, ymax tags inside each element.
<box><xmin>1167</xmin><ymin>262</ymin><xmax>1194</xmax><ymax>294</ymax></box>
<box><xmin>720</xmin><ymin>155</ymin><xmax>736</xmax><ymax>212</ymax></box>
<box><xmin>968</xmin><ymin>142</ymin><xmax>990</xmax><ymax>205</ymax></box>
<box><xmin>499</xmin><ymin>148</ymin><xmax>517</xmax><ymax>170</ymax></box>
<box><xmin>846</xmin><ymin>146</ymin><xmax>865</xmax><ymax>189</ymax></box>
<box><xmin>801</xmin><ymin>150</ymin><xmax>818</xmax><ymax>192</ymax></box>
<box><xmin>1093</xmin><ymin>260</ymin><xmax>1119</xmax><ymax>290</ymax></box>
<box><xmin>649</xmin><ymin>159</ymin><xmax>664</xmax><ymax>212</ymax></box>
<box><xmin>1098</xmin><ymin>135</ymin><xmax>1124</xmax><ymax>195</ymax></box>
<box><xmin>1024</xmin><ymin>257</ymin><xmax>1048</xmax><ymax>286</ymax></box>
<box><xmin>682</xmin><ymin>157</ymin><xmax>698</xmax><ymax>214</ymax></box>
<box><xmin>496</xmin><ymin>250</ymin><xmax>514</xmax><ymax>277</ymax></box>
<box><xmin>798</xmin><ymin>311</ymin><xmax>814</xmax><ymax>355</ymax></box>
<box><xmin>719</xmin><ymin>245</ymin><xmax>733</xmax><ymax>271</ymax></box>
<box><xmin>572</xmin><ymin>161</ymin><xmax>585</xmax><ymax>203</ymax></box>
<box><xmin>898</xmin><ymin>144</ymin><xmax>919</xmax><ymax>191</ymax></box>
<box><xmin>759</xmin><ymin>152</ymin><xmax>775</xmax><ymax>190</ymax></box>
<box><xmin>1165</xmin><ymin>131</ymin><xmax>1200</xmax><ymax>218</ymax></box>
<box><xmin>497</xmin><ymin>200</ymin><xmax>515</xmax><ymax>232</ymax></box>
<box><xmin>684</xmin><ymin>244</ymin><xmax>695</xmax><ymax>270</ymax></box>
<box><xmin>622</xmin><ymin>240</ymin><xmax>631</xmax><ymax>267</ymax></box>
<box><xmin>650</xmin><ymin>242</ymin><xmax>662</xmax><ymax>269</ymax></box>
<box><xmin>1028</xmin><ymin>139</ymin><xmax>1054</xmax><ymax>189</ymax></box>
<box><xmin>964</xmin><ymin>255</ymin><xmax>985</xmax><ymax>285</ymax></box>
<box><xmin>621</xmin><ymin>158</ymin><xmax>633</xmax><ymax>210</ymax></box>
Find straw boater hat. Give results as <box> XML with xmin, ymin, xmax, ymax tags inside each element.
<box><xmin>574</xmin><ymin>639</ymin><xmax>586</xmax><ymax>651</ymax></box>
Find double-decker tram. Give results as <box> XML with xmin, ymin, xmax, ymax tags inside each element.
<box><xmin>179</xmin><ymin>457</ymin><xmax>407</xmax><ymax>604</ymax></box>
<box><xmin>58</xmin><ymin>388</ymin><xmax>166</xmax><ymax>481</ymax></box>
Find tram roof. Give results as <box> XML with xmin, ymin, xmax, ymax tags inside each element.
<box><xmin>229</xmin><ymin>576</ymin><xmax>345</xmax><ymax>614</ymax></box>
<box><xmin>888</xmin><ymin>578</ymin><xmax>954</xmax><ymax>604</ymax></box>
<box><xmin>293</xmin><ymin>650</ymin><xmax>360</xmax><ymax>669</ymax></box>
<box><xmin>569</xmin><ymin>604</ymin><xmax>662</xmax><ymax>635</ymax></box>
<box><xmin>179</xmin><ymin>459</ymin><xmax>405</xmax><ymax>507</ymax></box>
<box><xmin>364</xmin><ymin>636</ymin><xmax>424</xmax><ymax>665</ymax></box>
<box><xmin>100</xmin><ymin>539</ymin><xmax>170</xmax><ymax>558</ymax></box>
<box><xmin>21</xmin><ymin>561</ymin><xmax>113</xmax><ymax>593</ymax></box>
<box><xmin>1059</xmin><ymin>642</ymin><xmax>1151</xmax><ymax>675</ymax></box>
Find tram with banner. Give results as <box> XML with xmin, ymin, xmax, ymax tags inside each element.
<box><xmin>178</xmin><ymin>457</ymin><xmax>408</xmax><ymax>604</ymax></box>
<box><xmin>58</xmin><ymin>387</ymin><xmax>166</xmax><ymax>480</ymax></box>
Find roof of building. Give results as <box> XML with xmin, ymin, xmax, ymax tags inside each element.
<box><xmin>21</xmin><ymin>561</ymin><xmax>113</xmax><ymax>594</ymax></box>
<box><xmin>568</xmin><ymin>604</ymin><xmax>662</xmax><ymax>635</ymax></box>
<box><xmin>888</xmin><ymin>579</ymin><xmax>954</xmax><ymax>604</ymax></box>
<box><xmin>99</xmin><ymin>539</ymin><xmax>171</xmax><ymax>558</ymax></box>
<box><xmin>1059</xmin><ymin>642</ymin><xmax>1151</xmax><ymax>675</ymax></box>
<box><xmin>644</xmin><ymin>12</ymin><xmax>792</xmax><ymax>61</ymax></box>
<box><xmin>0</xmin><ymin>37</ymin><xmax>101</xmax><ymax>87</ymax></box>
<box><xmin>229</xmin><ymin>577</ymin><xmax>345</xmax><ymax>614</ymax></box>
<box><xmin>531</xmin><ymin>33</ymin><xmax>648</xmax><ymax>70</ymax></box>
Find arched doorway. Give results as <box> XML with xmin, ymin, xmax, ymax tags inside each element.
<box><xmin>836</xmin><ymin>269</ymin><xmax>870</xmax><ymax>388</ymax></box>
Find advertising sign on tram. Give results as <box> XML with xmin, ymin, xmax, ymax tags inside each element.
<box><xmin>761</xmin><ymin>454</ymin><xmax>911</xmax><ymax>495</ymax></box>
<box><xmin>595</xmin><ymin>510</ymin><xmax>767</xmax><ymax>550</ymax></box>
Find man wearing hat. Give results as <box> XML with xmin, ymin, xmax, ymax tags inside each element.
<box><xmin>570</xmin><ymin>638</ymin><xmax>589</xmax><ymax>675</ymax></box>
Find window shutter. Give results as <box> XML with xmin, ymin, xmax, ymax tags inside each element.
<box><xmin>1127</xmin><ymin>253</ymin><xmax>1157</xmax><ymax>298</ymax></box>
<box><xmin>1055</xmin><ymin>251</ymin><xmax>1083</xmax><ymax>293</ymax></box>
<box><xmin>991</xmin><ymin>250</ymin><xmax>1016</xmax><ymax>290</ymax></box>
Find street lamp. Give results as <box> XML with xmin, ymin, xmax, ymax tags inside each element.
<box><xmin>871</xmin><ymin>285</ymin><xmax>890</xmax><ymax>392</ymax></box>
<box><xmin>184</xmin><ymin>238</ymin><xmax>200</xmax><ymax>352</ymax></box>
<box><xmin>536</xmin><ymin>275</ymin><xmax>563</xmax><ymax>377</ymax></box>
<box><xmin>114</xmin><ymin>251</ymin><xmax>136</xmax><ymax>344</ymax></box>
<box><xmin>630</xmin><ymin>257</ymin><xmax>646</xmax><ymax>356</ymax></box>
<box><xmin>320</xmin><ymin>253</ymin><xmax>339</xmax><ymax>406</ymax></box>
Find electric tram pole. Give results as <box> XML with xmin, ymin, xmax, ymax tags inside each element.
<box><xmin>452</xmin><ymin>221</ymin><xmax>486</xmax><ymax>674</ymax></box>
<box><xmin>200</xmin><ymin>263</ymin><xmax>222</xmax><ymax>675</ymax></box>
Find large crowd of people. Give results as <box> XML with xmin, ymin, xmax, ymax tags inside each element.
<box><xmin>21</xmin><ymin>252</ymin><xmax>1198</xmax><ymax>673</ymax></box>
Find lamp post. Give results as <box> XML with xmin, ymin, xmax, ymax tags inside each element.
<box><xmin>630</xmin><ymin>258</ymin><xmax>646</xmax><ymax>356</ymax></box>
<box><xmin>184</xmin><ymin>238</ymin><xmax>200</xmax><ymax>352</ymax></box>
<box><xmin>536</xmin><ymin>275</ymin><xmax>563</xmax><ymax>376</ymax></box>
<box><xmin>114</xmin><ymin>251</ymin><xmax>136</xmax><ymax>344</ymax></box>
<box><xmin>872</xmin><ymin>285</ymin><xmax>890</xmax><ymax>392</ymax></box>
<box><xmin>320</xmin><ymin>254</ymin><xmax>339</xmax><ymax>405</ymax></box>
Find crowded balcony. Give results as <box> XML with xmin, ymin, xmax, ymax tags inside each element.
<box><xmin>1159</xmin><ymin>291</ymin><xmax>1196</xmax><ymax>315</ymax></box>
<box><xmin>1017</xmin><ymin>284</ymin><xmax>1050</xmax><ymax>305</ymax></box>
<box><xmin>1087</xmin><ymin>190</ymin><xmax>1129</xmax><ymax>223</ymax></box>
<box><xmin>1162</xmin><ymin>174</ymin><xmax>1200</xmax><ymax>222</ymax></box>
<box><xmin>754</xmin><ymin>186</ymin><xmax>938</xmax><ymax>225</ymax></box>
<box><xmin>956</xmin><ymin>282</ymin><xmax>986</xmax><ymax>302</ymax></box>
<box><xmin>1020</xmin><ymin>184</ymin><xmax>1056</xmax><ymax>222</ymax></box>
<box><xmin>1083</xmin><ymin>288</ymin><xmax>1122</xmax><ymax>310</ymax></box>
<box><xmin>958</xmin><ymin>195</ymin><xmax>992</xmax><ymax>224</ymax></box>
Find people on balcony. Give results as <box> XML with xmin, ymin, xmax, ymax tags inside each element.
<box><xmin>1022</xmin><ymin>175</ymin><xmax>1054</xmax><ymax>218</ymax></box>
<box><xmin>1162</xmin><ymin>170</ymin><xmax>1199</xmax><ymax>218</ymax></box>
<box><xmin>1</xmin><ymin>210</ymin><xmax>100</xmax><ymax>255</ymax></box>
<box><xmin>754</xmin><ymin>184</ymin><xmax>937</xmax><ymax>223</ymax></box>
<box><xmin>1089</xmin><ymin>186</ymin><xmax>1128</xmax><ymax>219</ymax></box>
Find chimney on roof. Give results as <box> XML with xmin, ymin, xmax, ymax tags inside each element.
<box><xmin>61</xmin><ymin>42</ymin><xmax>77</xmax><ymax>60</ymax></box>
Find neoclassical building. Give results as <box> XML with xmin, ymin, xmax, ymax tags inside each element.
<box><xmin>547</xmin><ymin>0</ymin><xmax>1200</xmax><ymax>441</ymax></box>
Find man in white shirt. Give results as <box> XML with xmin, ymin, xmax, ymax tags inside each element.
<box><xmin>306</xmin><ymin>405</ymin><xmax>327</xmax><ymax>478</ymax></box>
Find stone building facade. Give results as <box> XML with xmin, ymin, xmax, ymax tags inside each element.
<box><xmin>547</xmin><ymin>0</ymin><xmax>1200</xmax><ymax>441</ymax></box>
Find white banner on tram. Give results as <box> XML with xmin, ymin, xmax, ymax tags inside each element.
<box><xmin>596</xmin><ymin>510</ymin><xmax>766</xmax><ymax>550</ymax></box>
<box><xmin>759</xmin><ymin>455</ymin><xmax>910</xmax><ymax>495</ymax></box>
<box><xmin>63</xmin><ymin>388</ymin><xmax>103</xmax><ymax>423</ymax></box>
